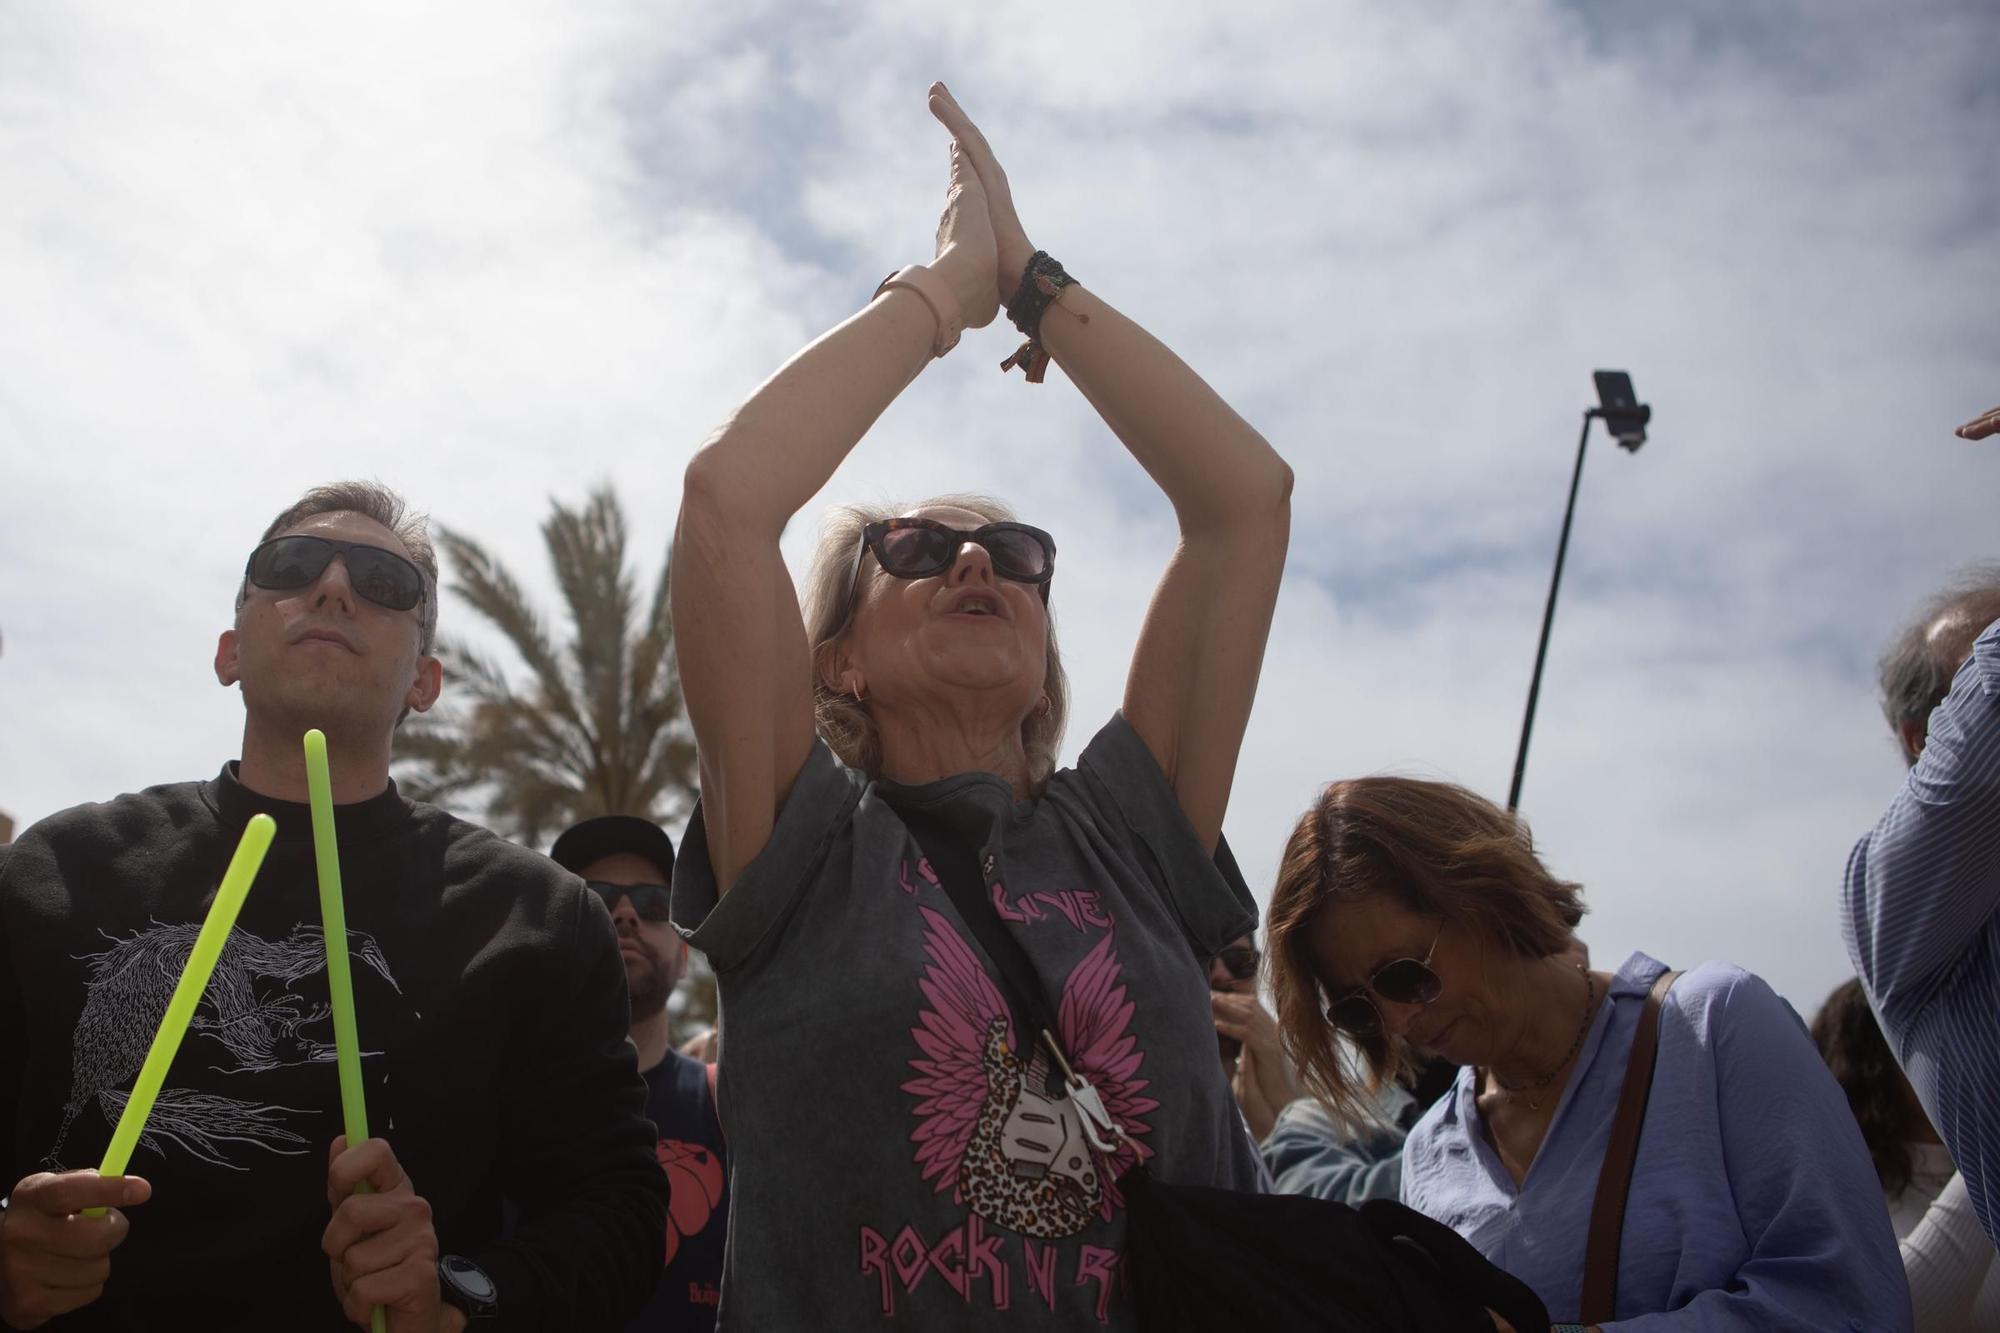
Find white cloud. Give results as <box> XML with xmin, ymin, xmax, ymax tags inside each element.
<box><xmin>1</xmin><ymin>0</ymin><xmax>1993</xmax><ymax>1019</ymax></box>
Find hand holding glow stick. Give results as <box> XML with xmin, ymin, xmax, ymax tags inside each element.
<box><xmin>304</xmin><ymin>729</ymin><xmax>386</xmax><ymax>1333</ymax></box>
<box><xmin>84</xmin><ymin>814</ymin><xmax>276</xmax><ymax>1217</ymax></box>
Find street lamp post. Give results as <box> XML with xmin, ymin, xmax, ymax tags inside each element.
<box><xmin>1506</xmin><ymin>371</ymin><xmax>1650</xmax><ymax>812</ymax></box>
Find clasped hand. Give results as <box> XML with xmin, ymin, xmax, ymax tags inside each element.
<box><xmin>925</xmin><ymin>83</ymin><xmax>1038</xmax><ymax>336</ymax></box>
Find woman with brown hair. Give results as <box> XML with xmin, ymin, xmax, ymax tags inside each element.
<box><xmin>1812</xmin><ymin>978</ymin><xmax>2000</xmax><ymax>1328</ymax></box>
<box><xmin>1265</xmin><ymin>777</ymin><xmax>1910</xmax><ymax>1330</ymax></box>
<box><xmin>668</xmin><ymin>84</ymin><xmax>1291</xmax><ymax>1329</ymax></box>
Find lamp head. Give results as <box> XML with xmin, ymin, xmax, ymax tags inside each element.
<box><xmin>1591</xmin><ymin>369</ymin><xmax>1650</xmax><ymax>452</ymax></box>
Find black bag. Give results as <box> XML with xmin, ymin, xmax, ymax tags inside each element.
<box><xmin>899</xmin><ymin>811</ymin><xmax>1549</xmax><ymax>1333</ymax></box>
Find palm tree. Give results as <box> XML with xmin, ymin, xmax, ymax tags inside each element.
<box><xmin>397</xmin><ymin>485</ymin><xmax>697</xmax><ymax>849</ymax></box>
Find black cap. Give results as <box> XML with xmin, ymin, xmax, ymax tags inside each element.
<box><xmin>549</xmin><ymin>814</ymin><xmax>676</xmax><ymax>884</ymax></box>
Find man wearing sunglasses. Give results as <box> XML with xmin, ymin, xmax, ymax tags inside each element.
<box><xmin>550</xmin><ymin>816</ymin><xmax>727</xmax><ymax>1332</ymax></box>
<box><xmin>0</xmin><ymin>482</ymin><xmax>667</xmax><ymax>1331</ymax></box>
<box><xmin>1206</xmin><ymin>937</ymin><xmax>1294</xmax><ymax>1132</ymax></box>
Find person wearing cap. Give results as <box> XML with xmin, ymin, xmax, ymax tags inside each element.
<box><xmin>551</xmin><ymin>817</ymin><xmax>727</xmax><ymax>1332</ymax></box>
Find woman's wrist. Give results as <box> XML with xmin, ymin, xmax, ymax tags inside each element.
<box><xmin>872</xmin><ymin>264</ymin><xmax>962</xmax><ymax>358</ymax></box>
<box><xmin>927</xmin><ymin>244</ymin><xmax>1000</xmax><ymax>332</ymax></box>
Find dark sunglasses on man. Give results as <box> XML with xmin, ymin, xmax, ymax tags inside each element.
<box><xmin>245</xmin><ymin>535</ymin><xmax>427</xmax><ymax>614</ymax></box>
<box><xmin>586</xmin><ymin>880</ymin><xmax>673</xmax><ymax>923</ymax></box>
<box><xmin>848</xmin><ymin>517</ymin><xmax>1057</xmax><ymax>607</ymax></box>
<box><xmin>1322</xmin><ymin>924</ymin><xmax>1446</xmax><ymax>1037</ymax></box>
<box><xmin>1213</xmin><ymin>943</ymin><xmax>1261</xmax><ymax>984</ymax></box>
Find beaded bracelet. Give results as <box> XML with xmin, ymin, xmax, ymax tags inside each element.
<box><xmin>999</xmin><ymin>251</ymin><xmax>1087</xmax><ymax>384</ymax></box>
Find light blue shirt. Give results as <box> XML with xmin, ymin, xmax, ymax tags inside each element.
<box><xmin>1845</xmin><ymin>615</ymin><xmax>2000</xmax><ymax>1250</ymax></box>
<box><xmin>1402</xmin><ymin>952</ymin><xmax>1910</xmax><ymax>1329</ymax></box>
<box><xmin>1261</xmin><ymin>1084</ymin><xmax>1412</xmax><ymax>1206</ymax></box>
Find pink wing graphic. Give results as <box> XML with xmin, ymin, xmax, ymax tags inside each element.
<box><xmin>1058</xmin><ymin>929</ymin><xmax>1158</xmax><ymax>1218</ymax></box>
<box><xmin>902</xmin><ymin>906</ymin><xmax>1014</xmax><ymax>1198</ymax></box>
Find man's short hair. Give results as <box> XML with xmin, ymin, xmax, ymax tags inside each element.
<box><xmin>1879</xmin><ymin>563</ymin><xmax>2000</xmax><ymax>765</ymax></box>
<box><xmin>236</xmin><ymin>480</ymin><xmax>441</xmax><ymax>655</ymax></box>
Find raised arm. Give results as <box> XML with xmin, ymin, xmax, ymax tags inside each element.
<box><xmin>672</xmin><ymin>136</ymin><xmax>999</xmax><ymax>893</ymax></box>
<box><xmin>1842</xmin><ymin>616</ymin><xmax>2000</xmax><ymax>1245</ymax></box>
<box><xmin>1844</xmin><ymin>618</ymin><xmax>2000</xmax><ymax>1019</ymax></box>
<box><xmin>932</xmin><ymin>88</ymin><xmax>1293</xmax><ymax>851</ymax></box>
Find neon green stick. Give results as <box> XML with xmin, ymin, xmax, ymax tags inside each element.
<box><xmin>304</xmin><ymin>730</ymin><xmax>370</xmax><ymax>1147</ymax></box>
<box><xmin>304</xmin><ymin>729</ymin><xmax>386</xmax><ymax>1333</ymax></box>
<box><xmin>84</xmin><ymin>813</ymin><xmax>276</xmax><ymax>1217</ymax></box>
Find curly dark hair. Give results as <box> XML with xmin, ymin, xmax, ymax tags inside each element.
<box><xmin>1810</xmin><ymin>978</ymin><xmax>1925</xmax><ymax>1197</ymax></box>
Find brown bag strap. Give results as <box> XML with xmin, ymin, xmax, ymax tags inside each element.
<box><xmin>1579</xmin><ymin>968</ymin><xmax>1680</xmax><ymax>1325</ymax></box>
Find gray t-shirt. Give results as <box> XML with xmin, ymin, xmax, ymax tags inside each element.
<box><xmin>674</xmin><ymin>713</ymin><xmax>1264</xmax><ymax>1330</ymax></box>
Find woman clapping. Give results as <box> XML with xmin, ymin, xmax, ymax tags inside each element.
<box><xmin>670</xmin><ymin>85</ymin><xmax>1291</xmax><ymax>1329</ymax></box>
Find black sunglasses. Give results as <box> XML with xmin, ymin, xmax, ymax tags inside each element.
<box><xmin>587</xmin><ymin>881</ymin><xmax>673</xmax><ymax>922</ymax></box>
<box><xmin>1321</xmin><ymin>924</ymin><xmax>1446</xmax><ymax>1037</ymax></box>
<box><xmin>245</xmin><ymin>535</ymin><xmax>427</xmax><ymax>614</ymax></box>
<box><xmin>852</xmin><ymin>517</ymin><xmax>1056</xmax><ymax>601</ymax></box>
<box><xmin>1214</xmin><ymin>944</ymin><xmax>1261</xmax><ymax>983</ymax></box>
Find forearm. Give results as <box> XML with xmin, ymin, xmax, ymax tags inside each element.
<box><xmin>1038</xmin><ymin>285</ymin><xmax>1292</xmax><ymax>531</ymax></box>
<box><xmin>681</xmin><ymin>288</ymin><xmax>940</xmax><ymax>536</ymax></box>
<box><xmin>1263</xmin><ymin>1129</ymin><xmax>1405</xmax><ymax>1206</ymax></box>
<box><xmin>479</xmin><ymin>1170</ymin><xmax>667</xmax><ymax>1331</ymax></box>
<box><xmin>1899</xmin><ymin>1174</ymin><xmax>1992</xmax><ymax>1326</ymax></box>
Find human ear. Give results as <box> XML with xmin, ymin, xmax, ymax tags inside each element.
<box><xmin>1897</xmin><ymin>718</ymin><xmax>1926</xmax><ymax>766</ymax></box>
<box><xmin>406</xmin><ymin>655</ymin><xmax>443</xmax><ymax>715</ymax></box>
<box><xmin>214</xmin><ymin>630</ymin><xmax>241</xmax><ymax>686</ymax></box>
<box><xmin>815</xmin><ymin>641</ymin><xmax>865</xmax><ymax>700</ymax></box>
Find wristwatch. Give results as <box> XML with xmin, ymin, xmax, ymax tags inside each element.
<box><xmin>438</xmin><ymin>1254</ymin><xmax>499</xmax><ymax>1322</ymax></box>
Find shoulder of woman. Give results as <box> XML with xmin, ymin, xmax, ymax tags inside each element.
<box><xmin>1657</xmin><ymin>960</ymin><xmax>1812</xmax><ymax>1051</ymax></box>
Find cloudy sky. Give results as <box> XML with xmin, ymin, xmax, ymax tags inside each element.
<box><xmin>2</xmin><ymin>0</ymin><xmax>1993</xmax><ymax>1013</ymax></box>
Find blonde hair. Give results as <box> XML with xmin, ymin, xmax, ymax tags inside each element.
<box><xmin>799</xmin><ymin>494</ymin><xmax>1069</xmax><ymax>788</ymax></box>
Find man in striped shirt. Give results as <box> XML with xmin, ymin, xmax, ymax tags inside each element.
<box><xmin>1844</xmin><ymin>564</ymin><xmax>2000</xmax><ymax>1250</ymax></box>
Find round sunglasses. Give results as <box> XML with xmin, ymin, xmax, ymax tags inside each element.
<box><xmin>1321</xmin><ymin>923</ymin><xmax>1446</xmax><ymax>1037</ymax></box>
<box><xmin>587</xmin><ymin>880</ymin><xmax>673</xmax><ymax>922</ymax></box>
<box><xmin>245</xmin><ymin>535</ymin><xmax>427</xmax><ymax>614</ymax></box>
<box><xmin>851</xmin><ymin>517</ymin><xmax>1056</xmax><ymax>602</ymax></box>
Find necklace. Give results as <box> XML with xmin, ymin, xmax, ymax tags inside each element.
<box><xmin>1490</xmin><ymin>967</ymin><xmax>1596</xmax><ymax>1112</ymax></box>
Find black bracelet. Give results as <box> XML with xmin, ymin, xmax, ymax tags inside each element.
<box><xmin>1004</xmin><ymin>251</ymin><xmax>1077</xmax><ymax>342</ymax></box>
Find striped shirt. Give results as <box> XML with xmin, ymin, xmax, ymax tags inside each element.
<box><xmin>1844</xmin><ymin>615</ymin><xmax>2000</xmax><ymax>1249</ymax></box>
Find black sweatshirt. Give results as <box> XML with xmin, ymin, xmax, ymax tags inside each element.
<box><xmin>0</xmin><ymin>766</ymin><xmax>668</xmax><ymax>1331</ymax></box>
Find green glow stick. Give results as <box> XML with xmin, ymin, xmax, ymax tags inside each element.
<box><xmin>304</xmin><ymin>729</ymin><xmax>386</xmax><ymax>1333</ymax></box>
<box><xmin>303</xmin><ymin>730</ymin><xmax>370</xmax><ymax>1148</ymax></box>
<box><xmin>84</xmin><ymin>813</ymin><xmax>276</xmax><ymax>1218</ymax></box>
